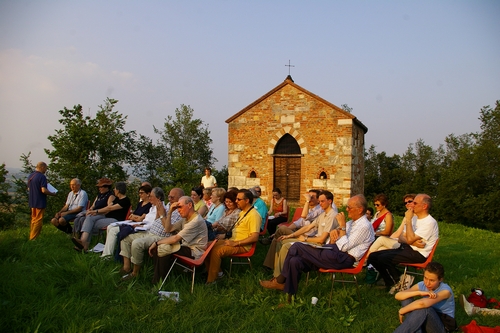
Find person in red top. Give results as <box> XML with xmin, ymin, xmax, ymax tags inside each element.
<box><xmin>267</xmin><ymin>188</ymin><xmax>288</xmax><ymax>235</ymax></box>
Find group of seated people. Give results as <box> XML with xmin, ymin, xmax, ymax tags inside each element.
<box><xmin>54</xmin><ymin>177</ymin><xmax>453</xmax><ymax>332</ymax></box>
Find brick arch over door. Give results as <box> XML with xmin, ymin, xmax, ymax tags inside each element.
<box><xmin>272</xmin><ymin>133</ymin><xmax>301</xmax><ymax>201</ymax></box>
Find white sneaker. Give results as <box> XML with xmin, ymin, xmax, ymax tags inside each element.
<box><xmin>400</xmin><ymin>274</ymin><xmax>414</xmax><ymax>291</ymax></box>
<box><xmin>389</xmin><ymin>281</ymin><xmax>401</xmax><ymax>295</ymax></box>
<box><xmin>217</xmin><ymin>271</ymin><xmax>224</xmax><ymax>279</ymax></box>
<box><xmin>460</xmin><ymin>294</ymin><xmax>476</xmax><ymax>316</ymax></box>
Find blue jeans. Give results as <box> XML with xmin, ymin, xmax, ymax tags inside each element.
<box><xmin>393</xmin><ymin>298</ymin><xmax>445</xmax><ymax>333</ymax></box>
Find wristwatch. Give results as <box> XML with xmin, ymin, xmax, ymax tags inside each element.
<box><xmin>338</xmin><ymin>227</ymin><xmax>346</xmax><ymax>231</ymax></box>
<box><xmin>160</xmin><ymin>215</ymin><xmax>165</xmax><ymax>219</ymax></box>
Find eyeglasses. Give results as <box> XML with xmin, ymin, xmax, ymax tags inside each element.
<box><xmin>168</xmin><ymin>195</ymin><xmax>175</xmax><ymax>199</ymax></box>
<box><xmin>404</xmin><ymin>200</ymin><xmax>414</xmax><ymax>205</ymax></box>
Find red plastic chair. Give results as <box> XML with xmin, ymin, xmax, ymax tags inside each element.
<box><xmin>229</xmin><ymin>242</ymin><xmax>257</xmax><ymax>277</ymax></box>
<box><xmin>159</xmin><ymin>240</ymin><xmax>217</xmax><ymax>294</ymax></box>
<box><xmin>279</xmin><ymin>207</ymin><xmax>302</xmax><ymax>227</ymax></box>
<box><xmin>309</xmin><ymin>249</ymin><xmax>370</xmax><ymax>306</ymax></box>
<box><xmin>399</xmin><ymin>238</ymin><xmax>439</xmax><ymax>282</ymax></box>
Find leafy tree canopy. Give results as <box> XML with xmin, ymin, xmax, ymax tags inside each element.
<box><xmin>45</xmin><ymin>98</ymin><xmax>136</xmax><ymax>200</ymax></box>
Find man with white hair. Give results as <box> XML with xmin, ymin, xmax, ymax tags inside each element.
<box><xmin>51</xmin><ymin>178</ymin><xmax>88</xmax><ymax>234</ymax></box>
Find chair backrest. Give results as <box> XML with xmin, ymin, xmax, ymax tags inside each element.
<box><xmin>423</xmin><ymin>238</ymin><xmax>439</xmax><ymax>264</ymax></box>
<box><xmin>125</xmin><ymin>207</ymin><xmax>132</xmax><ymax>220</ymax></box>
<box><xmin>259</xmin><ymin>215</ymin><xmax>269</xmax><ymax>236</ymax></box>
<box><xmin>174</xmin><ymin>240</ymin><xmax>217</xmax><ymax>266</ymax></box>
<box><xmin>401</xmin><ymin>238</ymin><xmax>440</xmax><ymax>268</ymax></box>
<box><xmin>289</xmin><ymin>207</ymin><xmax>303</xmax><ymax>223</ymax></box>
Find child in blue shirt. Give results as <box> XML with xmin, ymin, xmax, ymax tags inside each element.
<box><xmin>394</xmin><ymin>261</ymin><xmax>457</xmax><ymax>332</ymax></box>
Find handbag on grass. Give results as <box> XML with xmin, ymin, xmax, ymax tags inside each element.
<box><xmin>157</xmin><ymin>242</ymin><xmax>181</xmax><ymax>257</ymax></box>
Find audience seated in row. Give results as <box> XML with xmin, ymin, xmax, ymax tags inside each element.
<box><xmin>368</xmin><ymin>194</ymin><xmax>439</xmax><ymax>293</ymax></box>
<box><xmin>119</xmin><ymin>188</ymin><xmax>184</xmax><ymax>281</ymax></box>
<box><xmin>205</xmin><ymin>189</ymin><xmax>261</xmax><ymax>284</ymax></box>
<box><xmin>100</xmin><ymin>185</ymin><xmax>156</xmax><ymax>258</ymax></box>
<box><xmin>72</xmin><ymin>181</ymin><xmax>131</xmax><ymax>252</ymax></box>
<box><xmin>261</xmin><ymin>190</ymin><xmax>338</xmax><ymax>284</ymax></box>
<box><xmin>260</xmin><ymin>194</ymin><xmax>375</xmax><ymax>304</ymax></box>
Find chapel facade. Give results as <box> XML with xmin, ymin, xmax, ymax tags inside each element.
<box><xmin>225</xmin><ymin>76</ymin><xmax>368</xmax><ymax>207</ymax></box>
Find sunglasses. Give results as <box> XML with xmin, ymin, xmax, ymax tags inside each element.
<box><xmin>404</xmin><ymin>200</ymin><xmax>414</xmax><ymax>205</ymax></box>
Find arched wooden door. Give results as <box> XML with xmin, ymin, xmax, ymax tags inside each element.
<box><xmin>273</xmin><ymin>134</ymin><xmax>301</xmax><ymax>201</ymax></box>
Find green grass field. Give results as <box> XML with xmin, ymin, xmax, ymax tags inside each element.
<box><xmin>1</xmin><ymin>220</ymin><xmax>500</xmax><ymax>332</ymax></box>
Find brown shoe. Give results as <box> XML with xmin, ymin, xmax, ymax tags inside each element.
<box><xmin>260</xmin><ymin>277</ymin><xmax>284</xmax><ymax>291</ymax></box>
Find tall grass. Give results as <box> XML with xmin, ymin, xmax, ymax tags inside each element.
<box><xmin>1</xmin><ymin>220</ymin><xmax>500</xmax><ymax>332</ymax></box>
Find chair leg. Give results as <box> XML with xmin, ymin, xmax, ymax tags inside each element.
<box><xmin>191</xmin><ymin>266</ymin><xmax>196</xmax><ymax>294</ymax></box>
<box><xmin>329</xmin><ymin>273</ymin><xmax>336</xmax><ymax>307</ymax></box>
<box><xmin>158</xmin><ymin>258</ymin><xmax>177</xmax><ymax>292</ymax></box>
<box><xmin>229</xmin><ymin>258</ymin><xmax>233</xmax><ymax>278</ymax></box>
<box><xmin>353</xmin><ymin>276</ymin><xmax>361</xmax><ymax>306</ymax></box>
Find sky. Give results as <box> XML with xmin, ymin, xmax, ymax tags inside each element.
<box><xmin>1</xmin><ymin>0</ymin><xmax>499</xmax><ymax>171</ymax></box>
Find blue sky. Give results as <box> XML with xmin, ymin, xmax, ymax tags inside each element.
<box><xmin>1</xmin><ymin>1</ymin><xmax>499</xmax><ymax>170</ymax></box>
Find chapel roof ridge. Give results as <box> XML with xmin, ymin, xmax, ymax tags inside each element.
<box><xmin>225</xmin><ymin>77</ymin><xmax>368</xmax><ymax>133</ymax></box>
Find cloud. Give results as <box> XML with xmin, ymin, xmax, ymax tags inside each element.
<box><xmin>0</xmin><ymin>48</ymin><xmax>137</xmax><ymax>168</ymax></box>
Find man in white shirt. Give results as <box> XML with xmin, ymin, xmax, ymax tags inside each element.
<box><xmin>51</xmin><ymin>178</ymin><xmax>88</xmax><ymax>234</ymax></box>
<box><xmin>200</xmin><ymin>167</ymin><xmax>217</xmax><ymax>189</ymax></box>
<box><xmin>368</xmin><ymin>193</ymin><xmax>439</xmax><ymax>293</ymax></box>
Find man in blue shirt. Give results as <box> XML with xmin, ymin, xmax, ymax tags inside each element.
<box><xmin>28</xmin><ymin>162</ymin><xmax>56</xmax><ymax>240</ymax></box>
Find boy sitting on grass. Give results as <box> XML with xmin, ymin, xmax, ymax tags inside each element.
<box><xmin>393</xmin><ymin>261</ymin><xmax>457</xmax><ymax>333</ymax></box>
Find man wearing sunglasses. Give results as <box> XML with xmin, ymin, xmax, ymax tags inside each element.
<box><xmin>367</xmin><ymin>193</ymin><xmax>439</xmax><ymax>294</ymax></box>
<box><xmin>367</xmin><ymin>194</ymin><xmax>417</xmax><ymax>257</ymax></box>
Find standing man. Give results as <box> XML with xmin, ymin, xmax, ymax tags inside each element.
<box><xmin>27</xmin><ymin>162</ymin><xmax>56</xmax><ymax>240</ymax></box>
<box><xmin>51</xmin><ymin>178</ymin><xmax>88</xmax><ymax>234</ymax></box>
<box><xmin>200</xmin><ymin>167</ymin><xmax>217</xmax><ymax>189</ymax></box>
<box><xmin>368</xmin><ymin>193</ymin><xmax>439</xmax><ymax>293</ymax></box>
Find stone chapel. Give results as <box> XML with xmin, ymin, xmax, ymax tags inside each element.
<box><xmin>225</xmin><ymin>75</ymin><xmax>368</xmax><ymax>208</ymax></box>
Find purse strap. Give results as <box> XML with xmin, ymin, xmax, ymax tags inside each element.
<box><xmin>227</xmin><ymin>206</ymin><xmax>254</xmax><ymax>233</ymax></box>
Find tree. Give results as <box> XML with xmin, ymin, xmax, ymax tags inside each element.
<box><xmin>435</xmin><ymin>101</ymin><xmax>500</xmax><ymax>231</ymax></box>
<box><xmin>45</xmin><ymin>98</ymin><xmax>136</xmax><ymax>200</ymax></box>
<box><xmin>11</xmin><ymin>153</ymin><xmax>35</xmax><ymax>227</ymax></box>
<box><xmin>135</xmin><ymin>104</ymin><xmax>216</xmax><ymax>190</ymax></box>
<box><xmin>213</xmin><ymin>165</ymin><xmax>228</xmax><ymax>190</ymax></box>
<box><xmin>0</xmin><ymin>164</ymin><xmax>15</xmax><ymax>229</ymax></box>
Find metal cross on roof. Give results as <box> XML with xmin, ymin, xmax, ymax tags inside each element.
<box><xmin>285</xmin><ymin>60</ymin><xmax>295</xmax><ymax>75</ymax></box>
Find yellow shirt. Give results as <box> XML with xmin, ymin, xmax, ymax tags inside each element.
<box><xmin>231</xmin><ymin>207</ymin><xmax>261</xmax><ymax>251</ymax></box>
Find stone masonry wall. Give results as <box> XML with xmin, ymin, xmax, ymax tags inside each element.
<box><xmin>227</xmin><ymin>83</ymin><xmax>365</xmax><ymax>208</ymax></box>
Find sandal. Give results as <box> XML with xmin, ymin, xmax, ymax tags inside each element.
<box><xmin>71</xmin><ymin>237</ymin><xmax>84</xmax><ymax>250</ymax></box>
